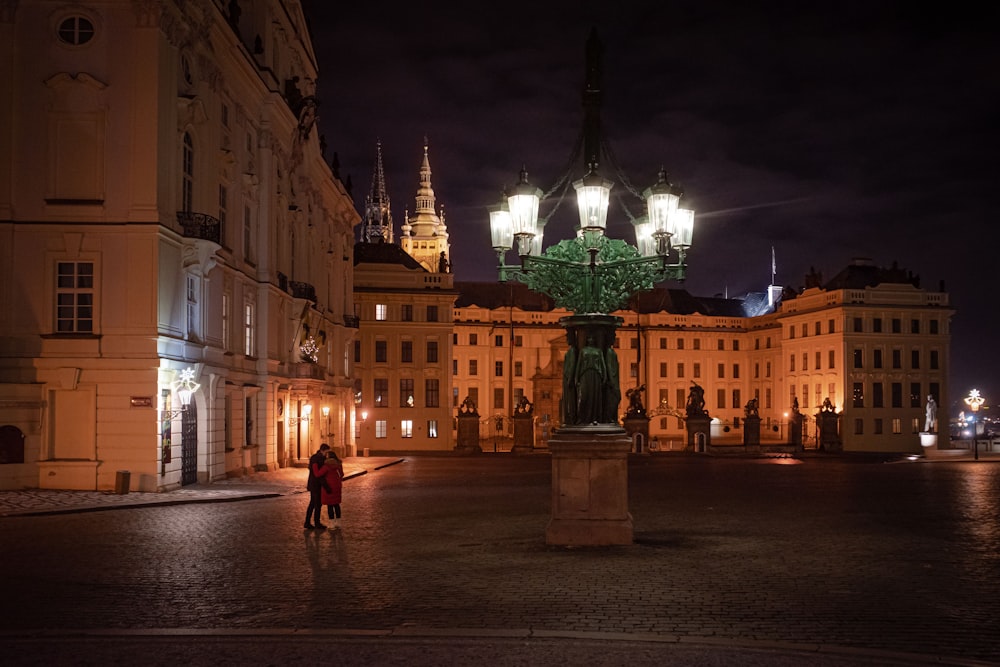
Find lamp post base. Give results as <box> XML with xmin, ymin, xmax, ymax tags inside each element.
<box><xmin>546</xmin><ymin>426</ymin><xmax>633</xmax><ymax>546</ymax></box>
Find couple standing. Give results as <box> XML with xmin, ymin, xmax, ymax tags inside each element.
<box><xmin>304</xmin><ymin>443</ymin><xmax>344</xmax><ymax>530</ymax></box>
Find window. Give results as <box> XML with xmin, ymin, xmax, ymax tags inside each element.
<box><xmin>911</xmin><ymin>319</ymin><xmax>920</xmax><ymax>334</ymax></box>
<box><xmin>353</xmin><ymin>339</ymin><xmax>361</xmax><ymax>363</ymax></box>
<box><xmin>733</xmin><ymin>363</ymin><xmax>740</xmax><ymax>379</ymax></box>
<box><xmin>930</xmin><ymin>350</ymin><xmax>939</xmax><ymax>370</ymax></box>
<box><xmin>853</xmin><ymin>382</ymin><xmax>864</xmax><ymax>408</ymax></box>
<box><xmin>373</xmin><ymin>379</ymin><xmax>388</xmax><ymax>407</ymax></box>
<box><xmin>401</xmin><ymin>340</ymin><xmax>413</xmax><ymax>363</ymax></box>
<box><xmin>814</xmin><ymin>352</ymin><xmax>820</xmax><ymax>370</ymax></box>
<box><xmin>754</xmin><ymin>363</ymin><xmax>760</xmax><ymax>379</ymax></box>
<box><xmin>853</xmin><ymin>317</ymin><xmax>863</xmax><ymax>333</ymax></box>
<box><xmin>930</xmin><ymin>320</ymin><xmax>939</xmax><ymax>334</ymax></box>
<box><xmin>629</xmin><ymin>363</ymin><xmax>638</xmax><ymax>378</ymax></box>
<box><xmin>828</xmin><ymin>350</ymin><xmax>835</xmax><ymax>369</ymax></box>
<box><xmin>494</xmin><ymin>388</ymin><xmax>504</xmax><ymax>410</ymax></box>
<box><xmin>514</xmin><ymin>361</ymin><xmax>523</xmax><ymax>377</ymax></box>
<box><xmin>468</xmin><ymin>387</ymin><xmax>479</xmax><ymax>409</ymax></box>
<box><xmin>732</xmin><ymin>389</ymin><xmax>741</xmax><ymax>410</ymax></box>
<box><xmin>853</xmin><ymin>349</ymin><xmax>863</xmax><ymax>369</ymax></box>
<box><xmin>874</xmin><ymin>418</ymin><xmax>883</xmax><ymax>435</ymax></box>
<box><xmin>693</xmin><ymin>363</ymin><xmax>701</xmax><ymax>379</ymax></box>
<box><xmin>57</xmin><ymin>16</ymin><xmax>95</xmax><ymax>45</ymax></box>
<box><xmin>718</xmin><ymin>363</ymin><xmax>725</xmax><ymax>379</ymax></box>
<box><xmin>401</xmin><ymin>304</ymin><xmax>413</xmax><ymax>321</ymax></box>
<box><xmin>55</xmin><ymin>261</ymin><xmax>95</xmax><ymax>333</ymax></box>
<box><xmin>910</xmin><ymin>383</ymin><xmax>921</xmax><ymax>408</ymax></box>
<box><xmin>766</xmin><ymin>362</ymin><xmax>771</xmax><ymax>377</ymax></box>
<box><xmin>693</xmin><ymin>339</ymin><xmax>701</xmax><ymax>350</ymax></box>
<box><xmin>891</xmin><ymin>383</ymin><xmax>902</xmax><ymax>408</ymax></box>
<box><xmin>802</xmin><ymin>353</ymin><xmax>807</xmax><ymax>371</ymax></box>
<box><xmin>676</xmin><ymin>363</ymin><xmax>684</xmax><ymax>378</ymax></box>
<box><xmin>828</xmin><ymin>319</ymin><xmax>835</xmax><ymax>334</ymax></box>
<box><xmin>182</xmin><ymin>133</ymin><xmax>193</xmax><ymax>212</ymax></box>
<box><xmin>801</xmin><ymin>323</ymin><xmax>808</xmax><ymax>337</ymax></box>
<box><xmin>243</xmin><ymin>301</ymin><xmax>255</xmax><ymax>356</ymax></box>
<box><xmin>375</xmin><ymin>304</ymin><xmax>387</xmax><ymax>321</ymax></box>
<box><xmin>186</xmin><ymin>274</ymin><xmax>199</xmax><ymax>338</ymax></box>
<box><xmin>892</xmin><ymin>418</ymin><xmax>902</xmax><ymax>435</ymax></box>
<box><xmin>659</xmin><ymin>362</ymin><xmax>667</xmax><ymax>378</ymax></box>
<box><xmin>873</xmin><ymin>318</ymin><xmax>882</xmax><ymax>333</ymax></box>
<box><xmin>401</xmin><ymin>420</ymin><xmax>413</xmax><ymax>438</ymax></box>
<box><xmin>218</xmin><ymin>185</ymin><xmax>228</xmax><ymax>238</ymax></box>
<box><xmin>222</xmin><ymin>292</ymin><xmax>231</xmax><ymax>352</ymax></box>
<box><xmin>426</xmin><ymin>340</ymin><xmax>438</xmax><ymax>363</ymax></box>
<box><xmin>764</xmin><ymin>388</ymin><xmax>771</xmax><ymax>409</ymax></box>
<box><xmin>873</xmin><ymin>349</ymin><xmax>883</xmax><ymax>369</ymax></box>
<box><xmin>428</xmin><ymin>420</ymin><xmax>439</xmax><ymax>438</ymax></box>
<box><xmin>892</xmin><ymin>318</ymin><xmax>901</xmax><ymax>334</ymax></box>
<box><xmin>717</xmin><ymin>339</ymin><xmax>724</xmax><ymax>351</ymax></box>
<box><xmin>375</xmin><ymin>420</ymin><xmax>387</xmax><ymax>438</ymax></box>
<box><xmin>243</xmin><ymin>205</ymin><xmax>254</xmax><ymax>263</ymax></box>
<box><xmin>495</xmin><ymin>361</ymin><xmax>504</xmax><ymax>377</ymax></box>
<box><xmin>469</xmin><ymin>360</ymin><xmax>478</xmax><ymax>376</ymax></box>
<box><xmin>814</xmin><ymin>321</ymin><xmax>821</xmax><ymax>336</ymax></box>
<box><xmin>873</xmin><ymin>383</ymin><xmax>884</xmax><ymax>408</ymax></box>
<box><xmin>495</xmin><ymin>335</ymin><xmax>504</xmax><ymax>347</ymax></box>
<box><xmin>892</xmin><ymin>349</ymin><xmax>902</xmax><ymax>369</ymax></box>
<box><xmin>374</xmin><ymin>340</ymin><xmax>387</xmax><ymax>363</ymax></box>
<box><xmin>677</xmin><ymin>338</ymin><xmax>684</xmax><ymax>350</ymax></box>
<box><xmin>911</xmin><ymin>349</ymin><xmax>920</xmax><ymax>369</ymax></box>
<box><xmin>717</xmin><ymin>389</ymin><xmax>726</xmax><ymax>409</ymax></box>
<box><xmin>425</xmin><ymin>379</ymin><xmax>439</xmax><ymax>407</ymax></box>
<box><xmin>452</xmin><ymin>359</ymin><xmax>458</xmax><ymax>375</ymax></box>
<box><xmin>854</xmin><ymin>418</ymin><xmax>863</xmax><ymax>435</ymax></box>
<box><xmin>733</xmin><ymin>340</ymin><xmax>739</xmax><ymax>351</ymax></box>
<box><xmin>789</xmin><ymin>355</ymin><xmax>795</xmax><ymax>372</ymax></box>
<box><xmin>469</xmin><ymin>333</ymin><xmax>478</xmax><ymax>346</ymax></box>
<box><xmin>426</xmin><ymin>305</ymin><xmax>439</xmax><ymax>322</ymax></box>
<box><xmin>659</xmin><ymin>337</ymin><xmax>667</xmax><ymax>349</ymax></box>
<box><xmin>400</xmin><ymin>379</ymin><xmax>414</xmax><ymax>407</ymax></box>
<box><xmin>801</xmin><ymin>385</ymin><xmax>809</xmax><ymax>409</ymax></box>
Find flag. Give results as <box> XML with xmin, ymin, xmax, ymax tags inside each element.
<box><xmin>771</xmin><ymin>246</ymin><xmax>776</xmax><ymax>279</ymax></box>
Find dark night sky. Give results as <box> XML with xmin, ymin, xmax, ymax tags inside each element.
<box><xmin>300</xmin><ymin>1</ymin><xmax>1000</xmax><ymax>415</ymax></box>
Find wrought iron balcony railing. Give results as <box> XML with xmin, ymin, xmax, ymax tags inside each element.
<box><xmin>289</xmin><ymin>281</ymin><xmax>316</xmax><ymax>303</ymax></box>
<box><xmin>176</xmin><ymin>211</ymin><xmax>222</xmax><ymax>245</ymax></box>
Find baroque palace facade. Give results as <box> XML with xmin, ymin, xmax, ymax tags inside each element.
<box><xmin>0</xmin><ymin>0</ymin><xmax>359</xmax><ymax>491</ymax></box>
<box><xmin>353</xmin><ymin>145</ymin><xmax>952</xmax><ymax>455</ymax></box>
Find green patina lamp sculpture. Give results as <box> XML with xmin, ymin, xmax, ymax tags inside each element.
<box><xmin>488</xmin><ymin>31</ymin><xmax>695</xmax><ymax>430</ymax></box>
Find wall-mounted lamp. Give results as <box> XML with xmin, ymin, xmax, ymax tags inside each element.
<box><xmin>289</xmin><ymin>403</ymin><xmax>313</xmax><ymax>426</ymax></box>
<box><xmin>320</xmin><ymin>405</ymin><xmax>332</xmax><ymax>437</ymax></box>
<box><xmin>162</xmin><ymin>367</ymin><xmax>200</xmax><ymax>419</ymax></box>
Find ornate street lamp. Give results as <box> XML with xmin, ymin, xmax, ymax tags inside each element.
<box><xmin>162</xmin><ymin>367</ymin><xmax>200</xmax><ymax>419</ymax></box>
<box><xmin>488</xmin><ymin>47</ymin><xmax>694</xmax><ymax>430</ymax></box>
<box><xmin>964</xmin><ymin>389</ymin><xmax>985</xmax><ymax>460</ymax></box>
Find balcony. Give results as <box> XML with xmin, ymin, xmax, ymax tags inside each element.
<box><xmin>344</xmin><ymin>315</ymin><xmax>360</xmax><ymax>328</ymax></box>
<box><xmin>289</xmin><ymin>281</ymin><xmax>316</xmax><ymax>303</ymax></box>
<box><xmin>176</xmin><ymin>211</ymin><xmax>222</xmax><ymax>245</ymax></box>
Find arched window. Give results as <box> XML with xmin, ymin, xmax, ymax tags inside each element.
<box><xmin>182</xmin><ymin>132</ymin><xmax>194</xmax><ymax>212</ymax></box>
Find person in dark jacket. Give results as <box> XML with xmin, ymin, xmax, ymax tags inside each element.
<box><xmin>304</xmin><ymin>443</ymin><xmax>330</xmax><ymax>530</ymax></box>
<box><xmin>321</xmin><ymin>451</ymin><xmax>345</xmax><ymax>529</ymax></box>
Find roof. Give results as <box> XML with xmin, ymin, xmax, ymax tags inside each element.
<box><xmin>354</xmin><ymin>241</ymin><xmax>426</xmax><ymax>271</ymax></box>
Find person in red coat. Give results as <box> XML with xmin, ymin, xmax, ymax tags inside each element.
<box><xmin>320</xmin><ymin>450</ymin><xmax>344</xmax><ymax>529</ymax></box>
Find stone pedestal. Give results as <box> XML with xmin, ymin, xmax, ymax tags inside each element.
<box><xmin>623</xmin><ymin>416</ymin><xmax>650</xmax><ymax>453</ymax></box>
<box><xmin>546</xmin><ymin>427</ymin><xmax>633</xmax><ymax>546</ymax></box>
<box><xmin>686</xmin><ymin>415</ymin><xmax>712</xmax><ymax>452</ymax></box>
<box><xmin>743</xmin><ymin>415</ymin><xmax>761</xmax><ymax>450</ymax></box>
<box><xmin>454</xmin><ymin>413</ymin><xmax>482</xmax><ymax>454</ymax></box>
<box><xmin>817</xmin><ymin>411</ymin><xmax>842</xmax><ymax>452</ymax></box>
<box><xmin>920</xmin><ymin>432</ymin><xmax>938</xmax><ymax>450</ymax></box>
<box><xmin>511</xmin><ymin>414</ymin><xmax>535</xmax><ymax>454</ymax></box>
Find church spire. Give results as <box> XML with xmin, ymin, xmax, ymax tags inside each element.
<box><xmin>361</xmin><ymin>139</ymin><xmax>393</xmax><ymax>243</ymax></box>
<box><xmin>400</xmin><ymin>137</ymin><xmax>450</xmax><ymax>273</ymax></box>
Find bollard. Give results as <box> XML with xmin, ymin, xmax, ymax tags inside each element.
<box><xmin>114</xmin><ymin>470</ymin><xmax>131</xmax><ymax>495</ymax></box>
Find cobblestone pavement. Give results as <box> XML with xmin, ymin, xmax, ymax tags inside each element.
<box><xmin>1</xmin><ymin>454</ymin><xmax>999</xmax><ymax>666</ymax></box>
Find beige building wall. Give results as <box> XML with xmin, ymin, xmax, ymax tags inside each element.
<box><xmin>0</xmin><ymin>0</ymin><xmax>358</xmax><ymax>490</ymax></box>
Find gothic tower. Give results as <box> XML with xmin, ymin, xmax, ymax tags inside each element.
<box><xmin>360</xmin><ymin>140</ymin><xmax>393</xmax><ymax>243</ymax></box>
<box><xmin>400</xmin><ymin>139</ymin><xmax>450</xmax><ymax>273</ymax></box>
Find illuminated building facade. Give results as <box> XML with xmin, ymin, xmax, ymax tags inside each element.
<box><xmin>0</xmin><ymin>0</ymin><xmax>358</xmax><ymax>490</ymax></box>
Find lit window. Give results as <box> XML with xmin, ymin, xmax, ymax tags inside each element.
<box><xmin>401</xmin><ymin>420</ymin><xmax>413</xmax><ymax>438</ymax></box>
<box><xmin>375</xmin><ymin>304</ymin><xmax>387</xmax><ymax>321</ymax></box>
<box><xmin>375</xmin><ymin>420</ymin><xmax>387</xmax><ymax>438</ymax></box>
<box><xmin>243</xmin><ymin>301</ymin><xmax>255</xmax><ymax>356</ymax></box>
<box><xmin>428</xmin><ymin>420</ymin><xmax>438</xmax><ymax>438</ymax></box>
